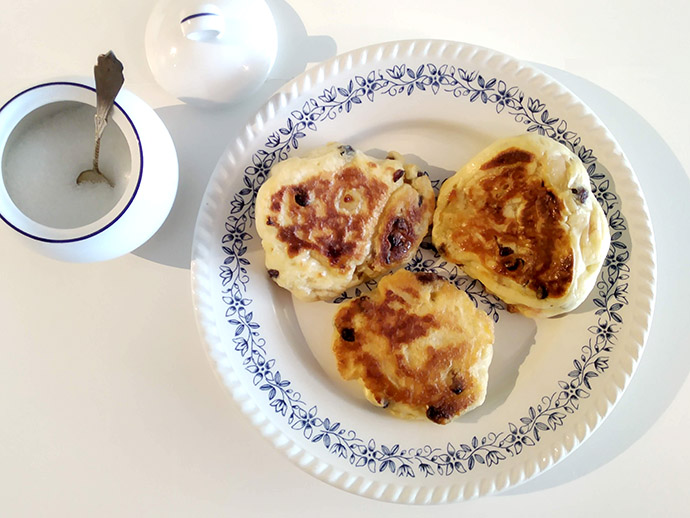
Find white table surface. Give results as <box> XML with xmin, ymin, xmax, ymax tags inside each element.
<box><xmin>1</xmin><ymin>1</ymin><xmax>689</xmax><ymax>516</ymax></box>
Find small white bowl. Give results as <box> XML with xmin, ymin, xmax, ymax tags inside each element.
<box><xmin>0</xmin><ymin>79</ymin><xmax>178</xmax><ymax>262</ymax></box>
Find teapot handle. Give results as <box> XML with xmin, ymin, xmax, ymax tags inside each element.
<box><xmin>180</xmin><ymin>4</ymin><xmax>225</xmax><ymax>41</ymax></box>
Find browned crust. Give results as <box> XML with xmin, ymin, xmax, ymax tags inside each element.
<box><xmin>439</xmin><ymin>150</ymin><xmax>574</xmax><ymax>299</ymax></box>
<box><xmin>333</xmin><ymin>271</ymin><xmax>487</xmax><ymax>424</ymax></box>
<box><xmin>267</xmin><ymin>166</ymin><xmax>388</xmax><ymax>269</ymax></box>
<box><xmin>368</xmin><ymin>182</ymin><xmax>435</xmax><ymax>273</ymax></box>
<box><xmin>480</xmin><ymin>147</ymin><xmax>535</xmax><ymax>170</ymax></box>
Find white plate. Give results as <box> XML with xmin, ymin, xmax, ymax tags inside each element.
<box><xmin>190</xmin><ymin>40</ymin><xmax>656</xmax><ymax>503</ymax></box>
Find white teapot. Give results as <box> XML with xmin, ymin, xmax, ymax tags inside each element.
<box><xmin>145</xmin><ymin>0</ymin><xmax>279</xmax><ymax>107</ymax></box>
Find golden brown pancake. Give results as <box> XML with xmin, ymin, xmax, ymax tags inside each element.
<box><xmin>432</xmin><ymin>134</ymin><xmax>610</xmax><ymax>317</ymax></box>
<box><xmin>255</xmin><ymin>143</ymin><xmax>435</xmax><ymax>301</ymax></box>
<box><xmin>332</xmin><ymin>269</ymin><xmax>494</xmax><ymax>424</ymax></box>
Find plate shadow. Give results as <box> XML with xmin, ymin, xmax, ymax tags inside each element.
<box><xmin>505</xmin><ymin>64</ymin><xmax>690</xmax><ymax>495</ymax></box>
<box><xmin>463</xmin><ymin>315</ymin><xmax>537</xmax><ymax>423</ymax></box>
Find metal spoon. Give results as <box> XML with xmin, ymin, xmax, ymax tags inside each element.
<box><xmin>76</xmin><ymin>51</ymin><xmax>124</xmax><ymax>187</ymax></box>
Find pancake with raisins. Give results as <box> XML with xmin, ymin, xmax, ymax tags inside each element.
<box><xmin>432</xmin><ymin>134</ymin><xmax>609</xmax><ymax>317</ymax></box>
<box><xmin>255</xmin><ymin>143</ymin><xmax>435</xmax><ymax>301</ymax></box>
<box><xmin>332</xmin><ymin>269</ymin><xmax>494</xmax><ymax>424</ymax></box>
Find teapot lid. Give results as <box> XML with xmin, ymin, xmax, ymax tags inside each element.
<box><xmin>145</xmin><ymin>0</ymin><xmax>278</xmax><ymax>106</ymax></box>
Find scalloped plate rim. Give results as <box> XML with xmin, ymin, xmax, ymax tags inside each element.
<box><xmin>190</xmin><ymin>39</ymin><xmax>656</xmax><ymax>504</ymax></box>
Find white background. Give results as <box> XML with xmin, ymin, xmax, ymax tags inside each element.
<box><xmin>1</xmin><ymin>0</ymin><xmax>689</xmax><ymax>516</ymax></box>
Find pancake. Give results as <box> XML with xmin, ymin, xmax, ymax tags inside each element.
<box><xmin>255</xmin><ymin>143</ymin><xmax>435</xmax><ymax>301</ymax></box>
<box><xmin>432</xmin><ymin>134</ymin><xmax>610</xmax><ymax>317</ymax></box>
<box><xmin>332</xmin><ymin>269</ymin><xmax>494</xmax><ymax>424</ymax></box>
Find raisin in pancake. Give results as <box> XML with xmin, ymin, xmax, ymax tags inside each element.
<box><xmin>432</xmin><ymin>134</ymin><xmax>610</xmax><ymax>317</ymax></box>
<box><xmin>332</xmin><ymin>269</ymin><xmax>494</xmax><ymax>424</ymax></box>
<box><xmin>255</xmin><ymin>143</ymin><xmax>435</xmax><ymax>301</ymax></box>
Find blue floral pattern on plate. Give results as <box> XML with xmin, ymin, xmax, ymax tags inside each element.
<box><xmin>218</xmin><ymin>62</ymin><xmax>629</xmax><ymax>477</ymax></box>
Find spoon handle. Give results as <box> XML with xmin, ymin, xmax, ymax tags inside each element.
<box><xmin>92</xmin><ymin>135</ymin><xmax>102</xmax><ymax>172</ymax></box>
<box><xmin>93</xmin><ymin>51</ymin><xmax>124</xmax><ymax>141</ymax></box>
